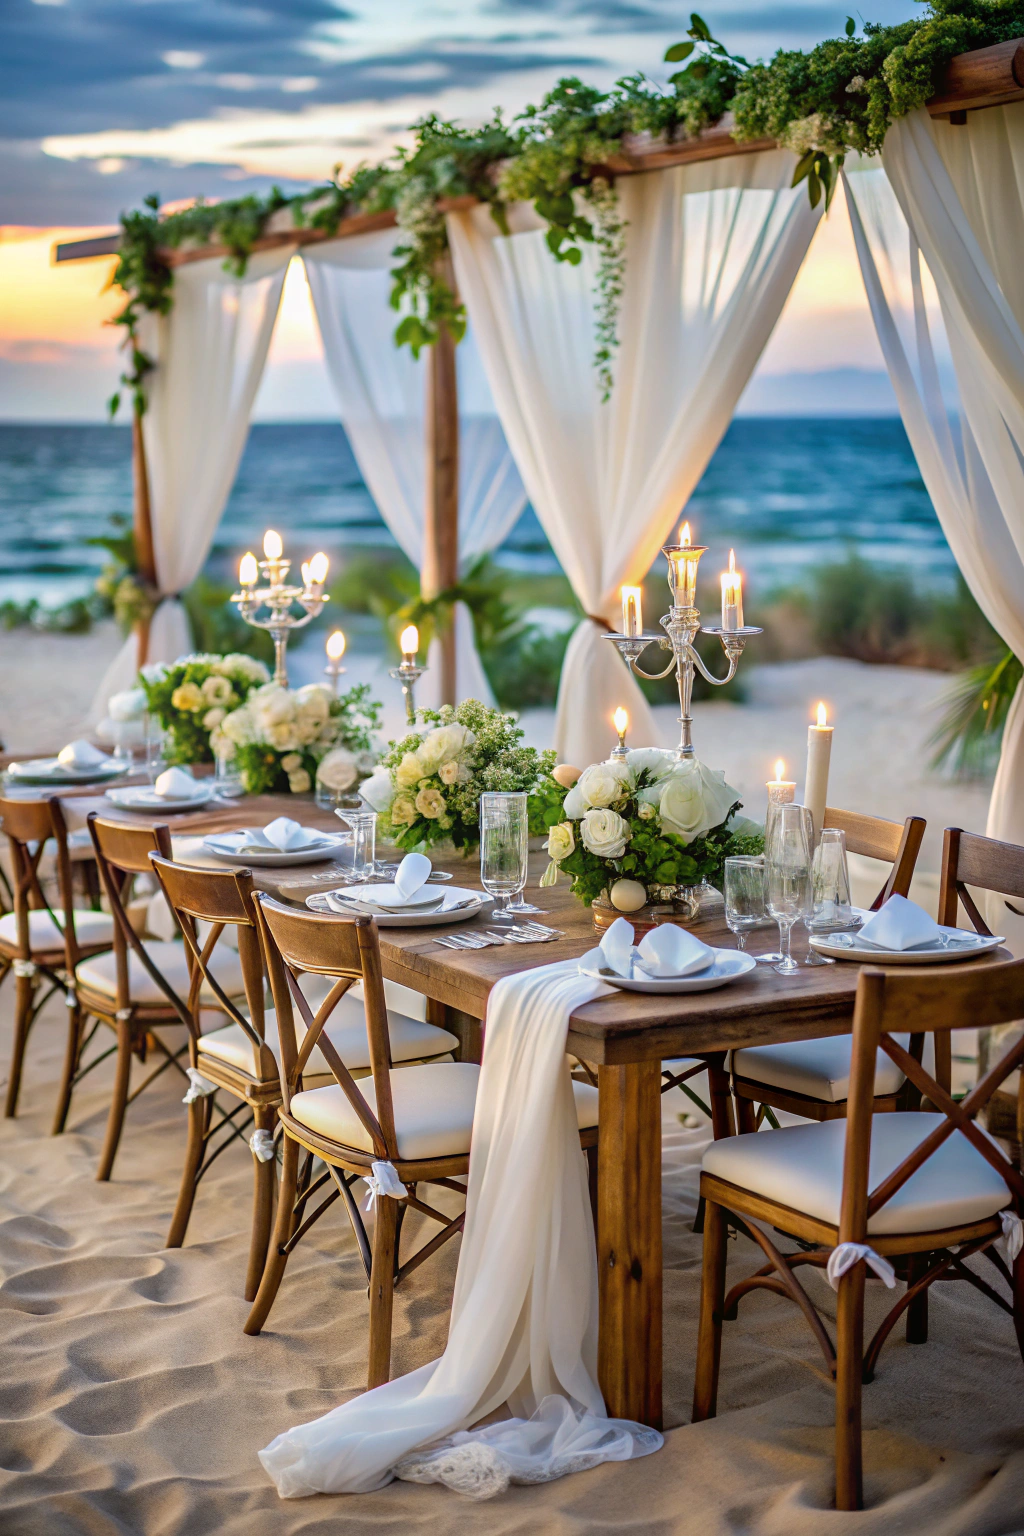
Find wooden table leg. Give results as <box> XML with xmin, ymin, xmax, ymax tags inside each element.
<box><xmin>597</xmin><ymin>1060</ymin><xmax>663</xmax><ymax>1429</ymax></box>
<box><xmin>426</xmin><ymin>999</ymin><xmax>482</xmax><ymax>1064</ymax></box>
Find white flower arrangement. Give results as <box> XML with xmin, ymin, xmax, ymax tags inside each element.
<box><xmin>216</xmin><ymin>681</ymin><xmax>382</xmax><ymax>795</ymax></box>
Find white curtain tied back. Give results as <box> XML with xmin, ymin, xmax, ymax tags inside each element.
<box><xmin>303</xmin><ymin>231</ymin><xmax>527</xmax><ymax>710</ymax></box>
<box><xmin>92</xmin><ymin>247</ymin><xmax>293</xmax><ymax>717</ymax></box>
<box><xmin>259</xmin><ymin>958</ymin><xmax>661</xmax><ymax>1498</ymax></box>
<box><xmin>844</xmin><ymin>103</ymin><xmax>1024</xmax><ymax>948</ymax></box>
<box><xmin>448</xmin><ymin>153</ymin><xmax>820</xmax><ymax>766</ymax></box>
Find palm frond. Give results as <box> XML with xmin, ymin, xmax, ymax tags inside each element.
<box><xmin>929</xmin><ymin>647</ymin><xmax>1023</xmax><ymax>779</ymax></box>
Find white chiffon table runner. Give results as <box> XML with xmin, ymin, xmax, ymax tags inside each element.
<box><xmin>259</xmin><ymin>959</ymin><xmax>662</xmax><ymax>1499</ymax></box>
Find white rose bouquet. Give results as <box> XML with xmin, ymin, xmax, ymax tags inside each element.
<box><xmin>139</xmin><ymin>653</ymin><xmax>271</xmax><ymax>766</ymax></box>
<box><xmin>362</xmin><ymin>699</ymin><xmax>556</xmax><ymax>854</ymax></box>
<box><xmin>217</xmin><ymin>680</ymin><xmax>382</xmax><ymax>795</ymax></box>
<box><xmin>537</xmin><ymin>748</ymin><xmax>763</xmax><ymax>907</ymax></box>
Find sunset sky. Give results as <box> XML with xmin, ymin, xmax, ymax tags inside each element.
<box><xmin>1</xmin><ymin>0</ymin><xmax>921</xmax><ymax>419</ymax></box>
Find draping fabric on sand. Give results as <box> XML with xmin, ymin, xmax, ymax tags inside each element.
<box><xmin>303</xmin><ymin>230</ymin><xmax>527</xmax><ymax>710</ymax></box>
<box><xmin>2</xmin><ymin>984</ymin><xmax>1024</xmax><ymax>1532</ymax></box>
<box><xmin>845</xmin><ymin>104</ymin><xmax>1024</xmax><ymax>954</ymax></box>
<box><xmin>92</xmin><ymin>247</ymin><xmax>293</xmax><ymax>718</ymax></box>
<box><xmin>259</xmin><ymin>960</ymin><xmax>660</xmax><ymax>1496</ymax></box>
<box><xmin>447</xmin><ymin>152</ymin><xmax>820</xmax><ymax>768</ymax></box>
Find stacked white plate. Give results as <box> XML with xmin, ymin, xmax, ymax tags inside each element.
<box><xmin>107</xmin><ymin>784</ymin><xmax>218</xmax><ymax>813</ymax></box>
<box><xmin>9</xmin><ymin>757</ymin><xmax>129</xmax><ymax>787</ymax></box>
<box><xmin>306</xmin><ymin>884</ymin><xmax>489</xmax><ymax>927</ymax></box>
<box><xmin>578</xmin><ymin>945</ymin><xmax>756</xmax><ymax>993</ymax></box>
<box><xmin>202</xmin><ymin>829</ymin><xmax>347</xmax><ymax>867</ymax></box>
<box><xmin>809</xmin><ymin>926</ymin><xmax>1004</xmax><ymax>964</ymax></box>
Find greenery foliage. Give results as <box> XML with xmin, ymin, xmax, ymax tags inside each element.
<box><xmin>106</xmin><ymin>3</ymin><xmax>1022</xmax><ymax>408</ymax></box>
<box><xmin>930</xmin><ymin>646</ymin><xmax>1023</xmax><ymax>777</ymax></box>
<box><xmin>138</xmin><ymin>652</ymin><xmax>271</xmax><ymax>766</ymax></box>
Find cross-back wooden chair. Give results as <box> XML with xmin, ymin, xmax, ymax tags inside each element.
<box><xmin>0</xmin><ymin>794</ymin><xmax>114</xmax><ymax>1121</ymax></box>
<box><xmin>246</xmin><ymin>894</ymin><xmax>600</xmax><ymax>1388</ymax></box>
<box><xmin>78</xmin><ymin>814</ymin><xmax>248</xmax><ymax>1181</ymax></box>
<box><xmin>148</xmin><ymin>855</ymin><xmax>281</xmax><ymax>1302</ymax></box>
<box><xmin>939</xmin><ymin>827</ymin><xmax>1024</xmax><ymax>1159</ymax></box>
<box><xmin>693</xmin><ymin>956</ymin><xmax>1024</xmax><ymax>1512</ymax></box>
<box><xmin>729</xmin><ymin>807</ymin><xmax>929</xmax><ymax>1127</ymax></box>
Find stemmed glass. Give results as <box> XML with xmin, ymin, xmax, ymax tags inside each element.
<box><xmin>724</xmin><ymin>856</ymin><xmax>774</xmax><ymax>956</ymax></box>
<box><xmin>480</xmin><ymin>792</ymin><xmax>528</xmax><ymax>923</ymax></box>
<box><xmin>765</xmin><ymin>803</ymin><xmax>814</xmax><ymax>975</ymax></box>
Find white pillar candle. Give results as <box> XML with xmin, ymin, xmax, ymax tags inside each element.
<box><xmin>766</xmin><ymin>758</ymin><xmax>796</xmax><ymax>852</ymax></box>
<box><xmin>621</xmin><ymin>586</ymin><xmax>643</xmax><ymax>637</ymax></box>
<box><xmin>720</xmin><ymin>548</ymin><xmax>743</xmax><ymax>631</ymax></box>
<box><xmin>804</xmin><ymin>702</ymin><xmax>833</xmax><ymax>846</ymax></box>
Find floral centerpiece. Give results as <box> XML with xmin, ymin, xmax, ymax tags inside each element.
<box><xmin>537</xmin><ymin>749</ymin><xmax>763</xmax><ymax>921</ymax></box>
<box><xmin>360</xmin><ymin>699</ymin><xmax>556</xmax><ymax>853</ymax></box>
<box><xmin>216</xmin><ymin>681</ymin><xmax>381</xmax><ymax>795</ymax></box>
<box><xmin>140</xmin><ymin>653</ymin><xmax>271</xmax><ymax>766</ymax></box>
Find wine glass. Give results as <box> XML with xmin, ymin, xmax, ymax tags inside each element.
<box><xmin>723</xmin><ymin>856</ymin><xmax>767</xmax><ymax>952</ymax></box>
<box><xmin>479</xmin><ymin>792</ymin><xmax>528</xmax><ymax>923</ymax></box>
<box><xmin>765</xmin><ymin>803</ymin><xmax>814</xmax><ymax>975</ymax></box>
<box><xmin>335</xmin><ymin>806</ymin><xmax>377</xmax><ymax>879</ymax></box>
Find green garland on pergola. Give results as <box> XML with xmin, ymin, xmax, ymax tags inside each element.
<box><xmin>108</xmin><ymin>0</ymin><xmax>1024</xmax><ymax>415</ymax></box>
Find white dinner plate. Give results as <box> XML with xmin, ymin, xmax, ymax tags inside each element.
<box><xmin>578</xmin><ymin>946</ymin><xmax>757</xmax><ymax>993</ymax></box>
<box><xmin>333</xmin><ymin>881</ymin><xmax>445</xmax><ymax>912</ymax></box>
<box><xmin>307</xmin><ymin>886</ymin><xmax>490</xmax><ymax>927</ymax></box>
<box><xmin>106</xmin><ymin>785</ymin><xmax>218</xmax><ymax>812</ymax></box>
<box><xmin>809</xmin><ymin>926</ymin><xmax>1005</xmax><ymax>964</ymax></box>
<box><xmin>8</xmin><ymin>758</ymin><xmax>129</xmax><ymax>786</ymax></box>
<box><xmin>202</xmin><ymin>830</ymin><xmax>345</xmax><ymax>867</ymax></box>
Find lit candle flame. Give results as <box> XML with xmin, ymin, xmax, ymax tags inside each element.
<box><xmin>679</xmin><ymin>521</ymin><xmax>691</xmax><ymax>547</ymax></box>
<box><xmin>728</xmin><ymin>548</ymin><xmax>736</xmax><ymax>575</ymax></box>
<box><xmin>308</xmin><ymin>551</ymin><xmax>329</xmax><ymax>585</ymax></box>
<box><xmin>263</xmin><ymin>529</ymin><xmax>283</xmax><ymax>561</ymax></box>
<box><xmin>613</xmin><ymin>707</ymin><xmax>628</xmax><ymax>736</ymax></box>
<box><xmin>400</xmin><ymin>624</ymin><xmax>419</xmax><ymax>658</ymax></box>
<box><xmin>300</xmin><ymin>560</ymin><xmax>311</xmax><ymax>587</ymax></box>
<box><xmin>238</xmin><ymin>551</ymin><xmax>258</xmax><ymax>587</ymax></box>
<box><xmin>816</xmin><ymin>701</ymin><xmax>828</xmax><ymax>728</ymax></box>
<box><xmin>774</xmin><ymin>758</ymin><xmax>786</xmax><ymax>782</ymax></box>
<box><xmin>326</xmin><ymin>630</ymin><xmax>346</xmax><ymax>661</ymax></box>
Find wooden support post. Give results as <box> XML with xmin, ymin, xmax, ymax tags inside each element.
<box><xmin>597</xmin><ymin>1060</ymin><xmax>663</xmax><ymax>1428</ymax></box>
<box><xmin>423</xmin><ymin>259</ymin><xmax>460</xmax><ymax>707</ymax></box>
<box><xmin>132</xmin><ymin>406</ymin><xmax>157</xmax><ymax>669</ymax></box>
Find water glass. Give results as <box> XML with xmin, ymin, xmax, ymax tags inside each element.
<box><xmin>723</xmin><ymin>857</ymin><xmax>767</xmax><ymax>951</ymax></box>
<box><xmin>809</xmin><ymin>828</ymin><xmax>854</xmax><ymax>930</ymax></box>
<box><xmin>765</xmin><ymin>803</ymin><xmax>814</xmax><ymax>975</ymax></box>
<box><xmin>144</xmin><ymin>715</ymin><xmax>166</xmax><ymax>784</ymax></box>
<box><xmin>479</xmin><ymin>792</ymin><xmax>528</xmax><ymax>922</ymax></box>
<box><xmin>214</xmin><ymin>750</ymin><xmax>244</xmax><ymax>798</ymax></box>
<box><xmin>335</xmin><ymin>807</ymin><xmax>377</xmax><ymax>879</ymax></box>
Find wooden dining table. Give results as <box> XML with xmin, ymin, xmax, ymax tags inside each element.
<box><xmin>16</xmin><ymin>781</ymin><xmax>1006</xmax><ymax>1430</ymax></box>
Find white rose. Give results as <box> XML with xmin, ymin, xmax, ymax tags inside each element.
<box><xmin>201</xmin><ymin>675</ymin><xmax>234</xmax><ymax>705</ymax></box>
<box><xmin>250</xmin><ymin>684</ymin><xmax>294</xmax><ymax>729</ymax></box>
<box><xmin>287</xmin><ymin>769</ymin><xmax>312</xmax><ymax>794</ymax></box>
<box><xmin>316</xmin><ymin>746</ymin><xmax>359</xmax><ymax>792</ymax></box>
<box><xmin>396</xmin><ymin>751</ymin><xmax>425</xmax><ymax>789</ymax></box>
<box><xmin>576</xmin><ymin>760</ymin><xmax>630</xmax><ymax>809</ymax></box>
<box><xmin>280</xmin><ymin>752</ymin><xmax>303</xmax><ymax>772</ymax></box>
<box><xmin>418</xmin><ymin>723</ymin><xmax>475</xmax><ymax>773</ymax></box>
<box><xmin>295</xmin><ymin>683</ymin><xmax>332</xmax><ymax>719</ymax></box>
<box><xmin>546</xmin><ymin>821</ymin><xmax>575</xmax><ymax>863</ymax></box>
<box><xmin>562</xmin><ymin>782</ymin><xmax>588</xmax><ymax>820</ymax></box>
<box><xmin>438</xmin><ymin>760</ymin><xmax>460</xmax><ymax>785</ymax></box>
<box><xmin>416</xmin><ymin>786</ymin><xmax>446</xmax><ymax>819</ymax></box>
<box><xmin>268</xmin><ymin>721</ymin><xmax>299</xmax><ymax>751</ymax></box>
<box><xmin>360</xmin><ymin>768</ymin><xmax>394</xmax><ymax>812</ymax></box>
<box><xmin>658</xmin><ymin>759</ymin><xmax>739</xmax><ymax>844</ymax></box>
<box><xmin>390</xmin><ymin>795</ymin><xmax>417</xmax><ymax>826</ymax></box>
<box><xmin>221</xmin><ymin>706</ymin><xmax>253</xmax><ymax>745</ymax></box>
<box><xmin>109</xmin><ymin>688</ymin><xmax>147</xmax><ymax>722</ymax></box>
<box><xmin>625</xmin><ymin>747</ymin><xmax>674</xmax><ymax>781</ymax></box>
<box><xmin>580</xmin><ymin>808</ymin><xmax>630</xmax><ymax>860</ymax></box>
<box><xmin>202</xmin><ymin>707</ymin><xmax>225</xmax><ymax>730</ymax></box>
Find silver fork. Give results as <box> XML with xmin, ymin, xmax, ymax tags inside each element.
<box><xmin>434</xmin><ymin>932</ymin><xmax>499</xmax><ymax>949</ymax></box>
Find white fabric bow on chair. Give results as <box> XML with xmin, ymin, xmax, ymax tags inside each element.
<box><xmin>826</xmin><ymin>1242</ymin><xmax>897</xmax><ymax>1291</ymax></box>
<box><xmin>363</xmin><ymin>1160</ymin><xmax>407</xmax><ymax>1211</ymax></box>
<box><xmin>182</xmin><ymin>1067</ymin><xmax>218</xmax><ymax>1104</ymax></box>
<box><xmin>250</xmin><ymin>1130</ymin><xmax>277</xmax><ymax>1163</ymax></box>
<box><xmin>998</xmin><ymin>1209</ymin><xmax>1024</xmax><ymax>1265</ymax></box>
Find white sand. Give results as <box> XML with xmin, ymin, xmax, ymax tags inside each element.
<box><xmin>0</xmin><ymin>985</ymin><xmax>1022</xmax><ymax>1533</ymax></box>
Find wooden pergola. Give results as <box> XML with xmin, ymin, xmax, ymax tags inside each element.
<box><xmin>54</xmin><ymin>38</ymin><xmax>1024</xmax><ymax>695</ymax></box>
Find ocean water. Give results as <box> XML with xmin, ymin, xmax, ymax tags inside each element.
<box><xmin>0</xmin><ymin>417</ymin><xmax>952</xmax><ymax>611</ymax></box>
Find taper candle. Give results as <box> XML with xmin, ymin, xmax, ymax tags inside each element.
<box><xmin>720</xmin><ymin>548</ymin><xmax>743</xmax><ymax>631</ymax></box>
<box><xmin>621</xmin><ymin>586</ymin><xmax>643</xmax><ymax>637</ymax></box>
<box><xmin>804</xmin><ymin>701</ymin><xmax>833</xmax><ymax>845</ymax></box>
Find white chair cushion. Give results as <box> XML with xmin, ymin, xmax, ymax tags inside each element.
<box><xmin>731</xmin><ymin>1033</ymin><xmax>936</xmax><ymax>1104</ymax></box>
<box><xmin>75</xmin><ymin>941</ymin><xmax>245</xmax><ymax>1007</ymax></box>
<box><xmin>702</xmin><ymin>1112</ymin><xmax>1009</xmax><ymax>1235</ymax></box>
<box><xmin>199</xmin><ymin>992</ymin><xmax>458</xmax><ymax>1078</ymax></box>
<box><xmin>289</xmin><ymin>1064</ymin><xmax>599</xmax><ymax>1160</ymax></box>
<box><xmin>0</xmin><ymin>908</ymin><xmax>114</xmax><ymax>953</ymax></box>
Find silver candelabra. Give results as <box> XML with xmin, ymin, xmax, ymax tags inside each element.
<box><xmin>604</xmin><ymin>532</ymin><xmax>760</xmax><ymax>759</ymax></box>
<box><xmin>390</xmin><ymin>624</ymin><xmax>427</xmax><ymax>724</ymax></box>
<box><xmin>231</xmin><ymin>531</ymin><xmax>329</xmax><ymax>687</ymax></box>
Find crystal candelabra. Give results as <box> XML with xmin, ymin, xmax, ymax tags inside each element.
<box><xmin>605</xmin><ymin>524</ymin><xmax>761</xmax><ymax>759</ymax></box>
<box><xmin>390</xmin><ymin>624</ymin><xmax>427</xmax><ymax>724</ymax></box>
<box><xmin>231</xmin><ymin>530</ymin><xmax>330</xmax><ymax>687</ymax></box>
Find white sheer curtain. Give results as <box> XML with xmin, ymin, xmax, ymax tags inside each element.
<box><xmin>844</xmin><ymin>105</ymin><xmax>1024</xmax><ymax>942</ymax></box>
<box><xmin>448</xmin><ymin>152</ymin><xmax>821</xmax><ymax>767</ymax></box>
<box><xmin>303</xmin><ymin>232</ymin><xmax>527</xmax><ymax>709</ymax></box>
<box><xmin>92</xmin><ymin>246</ymin><xmax>292</xmax><ymax>715</ymax></box>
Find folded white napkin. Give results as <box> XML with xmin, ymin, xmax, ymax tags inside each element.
<box><xmin>637</xmin><ymin>923</ymin><xmax>715</xmax><ymax>978</ymax></box>
<box><xmin>257</xmin><ymin>817</ymin><xmax>315</xmax><ymax>852</ymax></box>
<box><xmin>57</xmin><ymin>739</ymin><xmax>109</xmax><ymax>769</ymax></box>
<box><xmin>858</xmin><ymin>893</ymin><xmax>942</xmax><ymax>951</ymax></box>
<box><xmin>599</xmin><ymin>916</ymin><xmax>636</xmax><ymax>977</ymax></box>
<box><xmin>153</xmin><ymin>766</ymin><xmax>205</xmax><ymax>801</ymax></box>
<box><xmin>393</xmin><ymin>853</ymin><xmax>431</xmax><ymax>904</ymax></box>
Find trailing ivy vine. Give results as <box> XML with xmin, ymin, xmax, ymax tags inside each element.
<box><xmin>107</xmin><ymin>0</ymin><xmax>1024</xmax><ymax>410</ymax></box>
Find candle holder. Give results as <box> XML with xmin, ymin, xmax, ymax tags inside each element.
<box><xmin>231</xmin><ymin>534</ymin><xmax>329</xmax><ymax>687</ymax></box>
<box><xmin>390</xmin><ymin>657</ymin><xmax>427</xmax><ymax>725</ymax></box>
<box><xmin>604</xmin><ymin>538</ymin><xmax>761</xmax><ymax>759</ymax></box>
<box><xmin>324</xmin><ymin>631</ymin><xmax>347</xmax><ymax>695</ymax></box>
